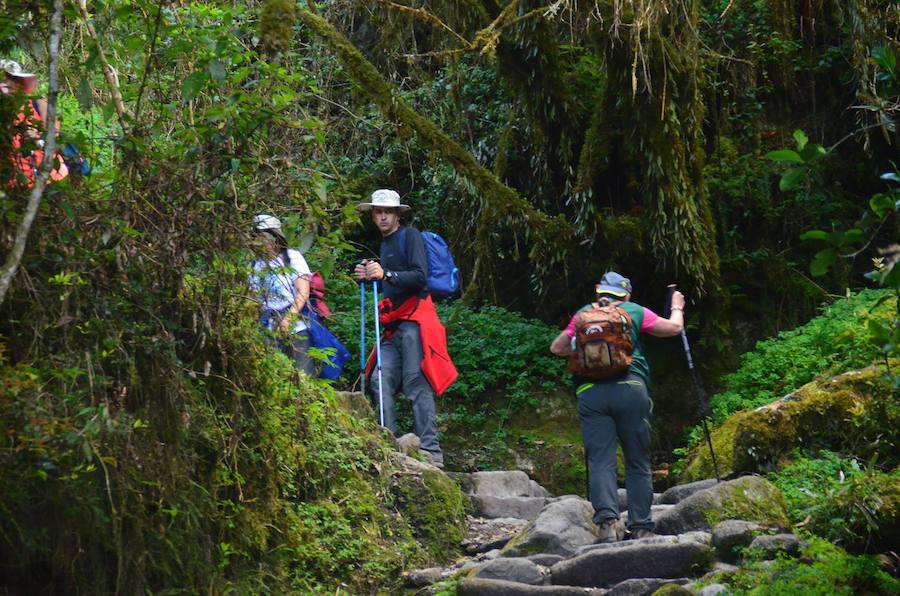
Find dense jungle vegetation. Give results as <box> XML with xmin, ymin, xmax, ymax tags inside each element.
<box><xmin>0</xmin><ymin>0</ymin><xmax>898</xmax><ymax>593</ymax></box>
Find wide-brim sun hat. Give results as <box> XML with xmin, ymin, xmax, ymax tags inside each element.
<box><xmin>357</xmin><ymin>189</ymin><xmax>410</xmax><ymax>212</ymax></box>
<box><xmin>0</xmin><ymin>60</ymin><xmax>36</xmax><ymax>79</ymax></box>
<box><xmin>596</xmin><ymin>271</ymin><xmax>632</xmax><ymax>297</ymax></box>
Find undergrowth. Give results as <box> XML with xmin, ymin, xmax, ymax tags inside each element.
<box><xmin>678</xmin><ymin>289</ymin><xmax>895</xmax><ymax>455</ymax></box>
<box><xmin>720</xmin><ymin>536</ymin><xmax>900</xmax><ymax>595</ymax></box>
<box><xmin>771</xmin><ymin>451</ymin><xmax>900</xmax><ymax>553</ymax></box>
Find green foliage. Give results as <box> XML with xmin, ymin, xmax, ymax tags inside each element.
<box><xmin>0</xmin><ymin>2</ymin><xmax>461</xmax><ymax>592</ymax></box>
<box><xmin>56</xmin><ymin>94</ymin><xmax>115</xmax><ymax>173</ymax></box>
<box><xmin>719</xmin><ymin>537</ymin><xmax>900</xmax><ymax>595</ymax></box>
<box><xmin>770</xmin><ymin>450</ymin><xmax>859</xmax><ymax>524</ymax></box>
<box><xmin>440</xmin><ymin>303</ymin><xmax>565</xmax><ymax>406</ymax></box>
<box><xmin>678</xmin><ymin>362</ymin><xmax>899</xmax><ymax>482</ymax></box>
<box><xmin>772</xmin><ymin>451</ymin><xmax>900</xmax><ymax>553</ymax></box>
<box><xmin>766</xmin><ymin>129</ymin><xmax>827</xmax><ymax>193</ymax></box>
<box><xmin>703</xmin><ymin>289</ymin><xmax>894</xmax><ymax>424</ymax></box>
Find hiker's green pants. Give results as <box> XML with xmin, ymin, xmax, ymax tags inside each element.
<box><xmin>577</xmin><ymin>373</ymin><xmax>654</xmax><ymax>531</ymax></box>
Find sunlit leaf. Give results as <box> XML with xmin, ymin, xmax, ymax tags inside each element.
<box><xmin>800</xmin><ymin>230</ymin><xmax>827</xmax><ymax>241</ymax></box>
<box><xmin>793</xmin><ymin>129</ymin><xmax>809</xmax><ymax>150</ymax></box>
<box><xmin>182</xmin><ymin>71</ymin><xmax>207</xmax><ymax>101</ymax></box>
<box><xmin>780</xmin><ymin>168</ymin><xmax>805</xmax><ymax>191</ymax></box>
<box><xmin>810</xmin><ymin>249</ymin><xmax>836</xmax><ymax>276</ymax></box>
<box><xmin>207</xmin><ymin>59</ymin><xmax>226</xmax><ymax>82</ymax></box>
<box><xmin>869</xmin><ymin>193</ymin><xmax>897</xmax><ymax>218</ymax></box>
<box><xmin>766</xmin><ymin>149</ymin><xmax>804</xmax><ymax>163</ymax></box>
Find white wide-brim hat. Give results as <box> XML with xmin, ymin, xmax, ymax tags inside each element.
<box><xmin>357</xmin><ymin>189</ymin><xmax>410</xmax><ymax>212</ymax></box>
<box><xmin>0</xmin><ymin>60</ymin><xmax>36</xmax><ymax>79</ymax></box>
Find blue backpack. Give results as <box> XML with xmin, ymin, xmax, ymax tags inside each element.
<box><xmin>399</xmin><ymin>227</ymin><xmax>459</xmax><ymax>298</ymax></box>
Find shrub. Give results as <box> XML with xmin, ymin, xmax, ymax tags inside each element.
<box><xmin>772</xmin><ymin>451</ymin><xmax>900</xmax><ymax>553</ymax></box>
<box><xmin>707</xmin><ymin>289</ymin><xmax>894</xmax><ymax>423</ymax></box>
<box><xmin>770</xmin><ymin>450</ymin><xmax>858</xmax><ymax>523</ymax></box>
<box><xmin>720</xmin><ymin>537</ymin><xmax>900</xmax><ymax>595</ymax></box>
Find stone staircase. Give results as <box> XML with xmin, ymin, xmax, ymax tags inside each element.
<box><xmin>406</xmin><ymin>471</ymin><xmax>803</xmax><ymax>595</ymax></box>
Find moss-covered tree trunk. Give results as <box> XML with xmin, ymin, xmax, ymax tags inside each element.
<box><xmin>297</xmin><ymin>8</ymin><xmax>575</xmax><ymax>301</ymax></box>
<box><xmin>598</xmin><ymin>0</ymin><xmax>720</xmax><ymax>295</ymax></box>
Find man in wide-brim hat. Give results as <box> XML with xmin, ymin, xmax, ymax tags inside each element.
<box><xmin>354</xmin><ymin>189</ymin><xmax>453</xmax><ymax>469</ymax></box>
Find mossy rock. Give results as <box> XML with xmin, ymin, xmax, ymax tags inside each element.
<box><xmin>388</xmin><ymin>453</ymin><xmax>467</xmax><ymax>562</ymax></box>
<box><xmin>680</xmin><ymin>366</ymin><xmax>898</xmax><ymax>482</ymax></box>
<box><xmin>655</xmin><ymin>476</ymin><xmax>790</xmax><ymax>534</ymax></box>
<box><xmin>652</xmin><ymin>584</ymin><xmax>694</xmax><ymax>595</ymax></box>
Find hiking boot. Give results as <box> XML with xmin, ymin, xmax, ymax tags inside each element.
<box><xmin>630</xmin><ymin>528</ymin><xmax>656</xmax><ymax>540</ymax></box>
<box><xmin>595</xmin><ymin>519</ymin><xmax>618</xmax><ymax>544</ymax></box>
<box><xmin>420</xmin><ymin>449</ymin><xmax>444</xmax><ymax>469</ymax></box>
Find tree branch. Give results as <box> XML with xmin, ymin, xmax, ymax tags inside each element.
<box><xmin>0</xmin><ymin>0</ymin><xmax>64</xmax><ymax>309</ymax></box>
<box><xmin>297</xmin><ymin>8</ymin><xmax>573</xmax><ymax>236</ymax></box>
<box><xmin>77</xmin><ymin>0</ymin><xmax>131</xmax><ymax>131</ymax></box>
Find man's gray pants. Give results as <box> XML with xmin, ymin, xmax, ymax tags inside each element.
<box><xmin>577</xmin><ymin>373</ymin><xmax>653</xmax><ymax>531</ymax></box>
<box><xmin>371</xmin><ymin>321</ymin><xmax>443</xmax><ymax>464</ymax></box>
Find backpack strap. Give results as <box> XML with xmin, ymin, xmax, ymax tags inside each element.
<box><xmin>394</xmin><ymin>226</ymin><xmax>429</xmax><ymax>299</ymax></box>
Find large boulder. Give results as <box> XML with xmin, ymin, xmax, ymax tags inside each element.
<box><xmin>461</xmin><ymin>516</ymin><xmax>529</xmax><ymax>555</ymax></box>
<box><xmin>748</xmin><ymin>533</ymin><xmax>806</xmax><ymax>559</ymax></box>
<box><xmin>468</xmin><ymin>470</ymin><xmax>551</xmax><ymax>498</ymax></box>
<box><xmin>660</xmin><ymin>479</ymin><xmax>719</xmax><ymax>504</ymax></box>
<box><xmin>654</xmin><ymin>476</ymin><xmax>789</xmax><ymax>535</ymax></box>
<box><xmin>550</xmin><ymin>538</ymin><xmax>713</xmax><ymax>588</ymax></box>
<box><xmin>501</xmin><ymin>496</ymin><xmax>598</xmax><ymax>557</ymax></box>
<box><xmin>679</xmin><ymin>366</ymin><xmax>897</xmax><ymax>482</ymax></box>
<box><xmin>472</xmin><ymin>495</ymin><xmax>553</xmax><ymax>520</ymax></box>
<box><xmin>606</xmin><ymin>578</ymin><xmax>691</xmax><ymax>595</ymax></box>
<box><xmin>388</xmin><ymin>452</ymin><xmax>467</xmax><ymax>561</ymax></box>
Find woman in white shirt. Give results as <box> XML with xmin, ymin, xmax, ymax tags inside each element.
<box><xmin>250</xmin><ymin>214</ymin><xmax>315</xmax><ymax>374</ymax></box>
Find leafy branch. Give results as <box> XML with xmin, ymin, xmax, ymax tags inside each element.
<box><xmin>0</xmin><ymin>0</ymin><xmax>64</xmax><ymax>309</ymax></box>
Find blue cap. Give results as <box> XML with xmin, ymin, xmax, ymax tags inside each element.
<box><xmin>596</xmin><ymin>272</ymin><xmax>632</xmax><ymax>297</ymax></box>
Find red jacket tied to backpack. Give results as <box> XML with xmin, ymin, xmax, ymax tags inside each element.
<box><xmin>9</xmin><ymin>99</ymin><xmax>68</xmax><ymax>188</ymax></box>
<box><xmin>365</xmin><ymin>294</ymin><xmax>457</xmax><ymax>396</ymax></box>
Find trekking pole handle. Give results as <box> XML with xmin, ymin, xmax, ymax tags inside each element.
<box><xmin>664</xmin><ymin>284</ymin><xmax>677</xmax><ymax>319</ymax></box>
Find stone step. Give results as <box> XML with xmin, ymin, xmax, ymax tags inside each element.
<box><xmin>461</xmin><ymin>470</ymin><xmax>551</xmax><ymax>498</ymax></box>
<box><xmin>457</xmin><ymin>577</ymin><xmax>604</xmax><ymax>595</ymax></box>
<box><xmin>457</xmin><ymin>576</ymin><xmax>691</xmax><ymax>596</ymax></box>
<box><xmin>471</xmin><ymin>495</ymin><xmax>552</xmax><ymax>520</ymax></box>
<box><xmin>550</xmin><ymin>539</ymin><xmax>713</xmax><ymax>588</ymax></box>
<box><xmin>462</xmin><ymin>516</ymin><xmax>530</xmax><ymax>555</ymax></box>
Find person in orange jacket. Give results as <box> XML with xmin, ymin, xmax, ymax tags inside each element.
<box><xmin>2</xmin><ymin>59</ymin><xmax>68</xmax><ymax>188</ymax></box>
<box><xmin>354</xmin><ymin>189</ymin><xmax>456</xmax><ymax>469</ymax></box>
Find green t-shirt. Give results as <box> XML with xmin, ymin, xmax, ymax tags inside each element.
<box><xmin>570</xmin><ymin>300</ymin><xmax>650</xmax><ymax>389</ymax></box>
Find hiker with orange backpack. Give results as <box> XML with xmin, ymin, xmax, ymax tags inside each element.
<box><xmin>550</xmin><ymin>272</ymin><xmax>685</xmax><ymax>543</ymax></box>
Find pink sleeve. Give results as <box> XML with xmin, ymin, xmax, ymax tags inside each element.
<box><xmin>563</xmin><ymin>313</ymin><xmax>579</xmax><ymax>338</ymax></box>
<box><xmin>640</xmin><ymin>307</ymin><xmax>659</xmax><ymax>332</ymax></box>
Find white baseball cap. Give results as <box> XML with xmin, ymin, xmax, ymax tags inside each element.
<box><xmin>254</xmin><ymin>213</ymin><xmax>282</xmax><ymax>232</ymax></box>
<box><xmin>356</xmin><ymin>189</ymin><xmax>410</xmax><ymax>212</ymax></box>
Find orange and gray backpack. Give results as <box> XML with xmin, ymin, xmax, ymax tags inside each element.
<box><xmin>568</xmin><ymin>297</ymin><xmax>634</xmax><ymax>380</ymax></box>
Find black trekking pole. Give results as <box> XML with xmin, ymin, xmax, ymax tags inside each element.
<box><xmin>665</xmin><ymin>285</ymin><xmax>721</xmax><ymax>483</ymax></box>
<box><xmin>584</xmin><ymin>446</ymin><xmax>590</xmax><ymax>500</ymax></box>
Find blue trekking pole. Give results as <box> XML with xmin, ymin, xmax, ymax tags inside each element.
<box><xmin>359</xmin><ymin>281</ymin><xmax>366</xmax><ymax>397</ymax></box>
<box><xmin>666</xmin><ymin>284</ymin><xmax>721</xmax><ymax>482</ymax></box>
<box><xmin>372</xmin><ymin>280</ymin><xmax>385</xmax><ymax>427</ymax></box>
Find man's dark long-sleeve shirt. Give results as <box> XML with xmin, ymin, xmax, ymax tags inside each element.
<box><xmin>378</xmin><ymin>226</ymin><xmax>428</xmax><ymax>306</ymax></box>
